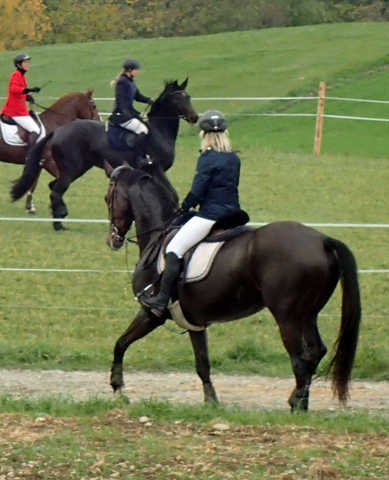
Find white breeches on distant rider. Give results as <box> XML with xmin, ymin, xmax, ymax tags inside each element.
<box><xmin>166</xmin><ymin>215</ymin><xmax>216</xmax><ymax>258</ymax></box>
<box><xmin>120</xmin><ymin>117</ymin><xmax>148</xmax><ymax>134</ymax></box>
<box><xmin>11</xmin><ymin>116</ymin><xmax>40</xmax><ymax>134</ymax></box>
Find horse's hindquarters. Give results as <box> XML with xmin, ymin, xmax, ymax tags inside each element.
<box><xmin>179</xmin><ymin>232</ymin><xmax>266</xmax><ymax>325</ymax></box>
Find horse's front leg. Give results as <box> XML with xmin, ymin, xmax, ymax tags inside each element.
<box><xmin>188</xmin><ymin>329</ymin><xmax>218</xmax><ymax>404</ymax></box>
<box><xmin>110</xmin><ymin>308</ymin><xmax>164</xmax><ymax>395</ymax></box>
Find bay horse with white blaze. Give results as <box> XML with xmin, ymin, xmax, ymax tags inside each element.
<box><xmin>1</xmin><ymin>89</ymin><xmax>100</xmax><ymax>213</ymax></box>
<box><xmin>104</xmin><ymin>164</ymin><xmax>361</xmax><ymax>411</ymax></box>
<box><xmin>11</xmin><ymin>79</ymin><xmax>198</xmax><ymax>230</ymax></box>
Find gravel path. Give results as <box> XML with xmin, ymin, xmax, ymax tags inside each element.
<box><xmin>1</xmin><ymin>369</ymin><xmax>388</xmax><ymax>411</ymax></box>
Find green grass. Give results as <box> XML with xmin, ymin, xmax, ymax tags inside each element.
<box><xmin>0</xmin><ymin>23</ymin><xmax>388</xmax><ymax>381</ymax></box>
<box><xmin>0</xmin><ymin>397</ymin><xmax>388</xmax><ymax>479</ymax></box>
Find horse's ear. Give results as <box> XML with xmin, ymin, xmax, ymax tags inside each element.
<box><xmin>85</xmin><ymin>88</ymin><xmax>94</xmax><ymax>98</ymax></box>
<box><xmin>180</xmin><ymin>78</ymin><xmax>188</xmax><ymax>90</ymax></box>
<box><xmin>104</xmin><ymin>160</ymin><xmax>114</xmax><ymax>178</ymax></box>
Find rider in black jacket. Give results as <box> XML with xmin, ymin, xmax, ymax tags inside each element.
<box><xmin>109</xmin><ymin>58</ymin><xmax>153</xmax><ymax>153</ymax></box>
<box><xmin>140</xmin><ymin>110</ymin><xmax>242</xmax><ymax>318</ymax></box>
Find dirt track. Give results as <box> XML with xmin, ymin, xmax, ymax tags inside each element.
<box><xmin>1</xmin><ymin>369</ymin><xmax>388</xmax><ymax>412</ymax></box>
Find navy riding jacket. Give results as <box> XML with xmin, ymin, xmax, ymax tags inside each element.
<box><xmin>181</xmin><ymin>148</ymin><xmax>241</xmax><ymax>221</ymax></box>
<box><xmin>112</xmin><ymin>74</ymin><xmax>152</xmax><ymax>120</ymax></box>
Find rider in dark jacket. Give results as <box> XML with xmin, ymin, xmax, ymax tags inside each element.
<box><xmin>109</xmin><ymin>58</ymin><xmax>153</xmax><ymax>154</ymax></box>
<box><xmin>182</xmin><ymin>147</ymin><xmax>240</xmax><ymax>220</ymax></box>
<box><xmin>140</xmin><ymin>110</ymin><xmax>242</xmax><ymax>318</ymax></box>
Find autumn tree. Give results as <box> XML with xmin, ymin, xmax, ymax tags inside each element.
<box><xmin>0</xmin><ymin>0</ymin><xmax>51</xmax><ymax>51</ymax></box>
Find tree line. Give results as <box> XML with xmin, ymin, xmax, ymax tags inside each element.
<box><xmin>0</xmin><ymin>0</ymin><xmax>388</xmax><ymax>51</ymax></box>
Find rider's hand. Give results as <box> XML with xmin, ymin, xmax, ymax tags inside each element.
<box><xmin>26</xmin><ymin>95</ymin><xmax>35</xmax><ymax>103</ymax></box>
<box><xmin>29</xmin><ymin>87</ymin><xmax>41</xmax><ymax>93</ymax></box>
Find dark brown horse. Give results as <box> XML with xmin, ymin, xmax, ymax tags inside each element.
<box><xmin>1</xmin><ymin>89</ymin><xmax>100</xmax><ymax>213</ymax></box>
<box><xmin>11</xmin><ymin>79</ymin><xmax>198</xmax><ymax>230</ymax></box>
<box><xmin>104</xmin><ymin>165</ymin><xmax>361</xmax><ymax>412</ymax></box>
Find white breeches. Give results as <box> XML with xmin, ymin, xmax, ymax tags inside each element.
<box><xmin>166</xmin><ymin>216</ymin><xmax>216</xmax><ymax>258</ymax></box>
<box><xmin>11</xmin><ymin>116</ymin><xmax>40</xmax><ymax>134</ymax></box>
<box><xmin>120</xmin><ymin>117</ymin><xmax>148</xmax><ymax>134</ymax></box>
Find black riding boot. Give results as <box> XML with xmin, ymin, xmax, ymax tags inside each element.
<box><xmin>133</xmin><ymin>132</ymin><xmax>151</xmax><ymax>167</ymax></box>
<box><xmin>27</xmin><ymin>132</ymin><xmax>39</xmax><ymax>149</ymax></box>
<box><xmin>140</xmin><ymin>252</ymin><xmax>182</xmax><ymax>317</ymax></box>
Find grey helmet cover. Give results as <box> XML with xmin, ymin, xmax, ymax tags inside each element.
<box><xmin>199</xmin><ymin>110</ymin><xmax>227</xmax><ymax>132</ymax></box>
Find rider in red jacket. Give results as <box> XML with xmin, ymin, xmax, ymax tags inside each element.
<box><xmin>1</xmin><ymin>53</ymin><xmax>41</xmax><ymax>148</ymax></box>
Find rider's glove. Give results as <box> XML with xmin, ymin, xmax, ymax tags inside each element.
<box><xmin>26</xmin><ymin>95</ymin><xmax>35</xmax><ymax>103</ymax></box>
<box><xmin>28</xmin><ymin>87</ymin><xmax>41</xmax><ymax>93</ymax></box>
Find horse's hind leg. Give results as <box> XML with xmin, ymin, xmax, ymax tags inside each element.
<box><xmin>188</xmin><ymin>329</ymin><xmax>218</xmax><ymax>404</ymax></box>
<box><xmin>278</xmin><ymin>315</ymin><xmax>327</xmax><ymax>412</ymax></box>
<box><xmin>110</xmin><ymin>309</ymin><xmax>164</xmax><ymax>396</ymax></box>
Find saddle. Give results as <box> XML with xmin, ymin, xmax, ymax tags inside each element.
<box><xmin>137</xmin><ymin>212</ymin><xmax>252</xmax><ymax>331</ymax></box>
<box><xmin>138</xmin><ymin>210</ymin><xmax>252</xmax><ymax>276</ymax></box>
<box><xmin>0</xmin><ymin>112</ymin><xmax>45</xmax><ymax>146</ymax></box>
<box><xmin>106</xmin><ymin>122</ymin><xmax>135</xmax><ymax>152</ymax></box>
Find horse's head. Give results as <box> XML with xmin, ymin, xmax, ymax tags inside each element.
<box><xmin>104</xmin><ymin>163</ymin><xmax>136</xmax><ymax>250</ymax></box>
<box><xmin>104</xmin><ymin>161</ymin><xmax>179</xmax><ymax>251</ymax></box>
<box><xmin>79</xmin><ymin>89</ymin><xmax>101</xmax><ymax>121</ymax></box>
<box><xmin>152</xmin><ymin>79</ymin><xmax>199</xmax><ymax>124</ymax></box>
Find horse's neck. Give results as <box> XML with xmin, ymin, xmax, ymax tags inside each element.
<box><xmin>133</xmin><ymin>191</ymin><xmax>174</xmax><ymax>254</ymax></box>
<box><xmin>149</xmin><ymin>105</ymin><xmax>180</xmax><ymax>140</ymax></box>
<box><xmin>40</xmin><ymin>98</ymin><xmax>79</xmax><ymax>131</ymax></box>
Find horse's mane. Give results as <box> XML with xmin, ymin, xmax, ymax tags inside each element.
<box><xmin>49</xmin><ymin>89</ymin><xmax>93</xmax><ymax>108</ymax></box>
<box><xmin>120</xmin><ymin>167</ymin><xmax>177</xmax><ymax>219</ymax></box>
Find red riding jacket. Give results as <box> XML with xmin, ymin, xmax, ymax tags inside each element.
<box><xmin>1</xmin><ymin>69</ymin><xmax>29</xmax><ymax>116</ymax></box>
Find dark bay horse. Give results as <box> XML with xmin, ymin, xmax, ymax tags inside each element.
<box><xmin>1</xmin><ymin>89</ymin><xmax>100</xmax><ymax>213</ymax></box>
<box><xmin>11</xmin><ymin>79</ymin><xmax>198</xmax><ymax>230</ymax></box>
<box><xmin>103</xmin><ymin>164</ymin><xmax>361</xmax><ymax>412</ymax></box>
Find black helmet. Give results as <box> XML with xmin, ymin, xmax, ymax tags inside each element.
<box><xmin>199</xmin><ymin>110</ymin><xmax>227</xmax><ymax>132</ymax></box>
<box><xmin>123</xmin><ymin>58</ymin><xmax>140</xmax><ymax>71</ymax></box>
<box><xmin>14</xmin><ymin>53</ymin><xmax>31</xmax><ymax>67</ymax></box>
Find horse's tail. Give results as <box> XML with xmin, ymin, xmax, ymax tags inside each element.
<box><xmin>10</xmin><ymin>131</ymin><xmax>54</xmax><ymax>201</ymax></box>
<box><xmin>324</xmin><ymin>237</ymin><xmax>361</xmax><ymax>404</ymax></box>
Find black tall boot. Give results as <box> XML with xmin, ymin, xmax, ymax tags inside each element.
<box><xmin>140</xmin><ymin>252</ymin><xmax>182</xmax><ymax>317</ymax></box>
<box><xmin>27</xmin><ymin>131</ymin><xmax>39</xmax><ymax>149</ymax></box>
<box><xmin>133</xmin><ymin>132</ymin><xmax>150</xmax><ymax>167</ymax></box>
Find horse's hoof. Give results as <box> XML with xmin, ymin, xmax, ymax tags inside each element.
<box><xmin>53</xmin><ymin>222</ymin><xmax>68</xmax><ymax>231</ymax></box>
<box><xmin>114</xmin><ymin>390</ymin><xmax>130</xmax><ymax>404</ymax></box>
<box><xmin>27</xmin><ymin>209</ymin><xmax>37</xmax><ymax>215</ymax></box>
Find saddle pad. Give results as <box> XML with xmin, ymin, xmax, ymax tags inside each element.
<box><xmin>106</xmin><ymin>123</ymin><xmax>133</xmax><ymax>152</ymax></box>
<box><xmin>158</xmin><ymin>240</ymin><xmax>225</xmax><ymax>283</ymax></box>
<box><xmin>0</xmin><ymin>116</ymin><xmax>46</xmax><ymax>146</ymax></box>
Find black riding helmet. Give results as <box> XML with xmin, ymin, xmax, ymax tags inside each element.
<box><xmin>123</xmin><ymin>58</ymin><xmax>141</xmax><ymax>71</ymax></box>
<box><xmin>199</xmin><ymin>110</ymin><xmax>227</xmax><ymax>132</ymax></box>
<box><xmin>14</xmin><ymin>53</ymin><xmax>31</xmax><ymax>67</ymax></box>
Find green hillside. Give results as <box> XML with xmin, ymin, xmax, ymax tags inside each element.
<box><xmin>1</xmin><ymin>23</ymin><xmax>389</xmax><ymax>157</ymax></box>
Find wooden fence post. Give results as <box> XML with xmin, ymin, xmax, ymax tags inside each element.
<box><xmin>314</xmin><ymin>81</ymin><xmax>326</xmax><ymax>155</ymax></box>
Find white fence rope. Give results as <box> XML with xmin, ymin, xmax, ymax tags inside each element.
<box><xmin>0</xmin><ymin>267</ymin><xmax>386</xmax><ymax>274</ymax></box>
<box><xmin>1</xmin><ymin>217</ymin><xmax>388</xmax><ymax>228</ymax></box>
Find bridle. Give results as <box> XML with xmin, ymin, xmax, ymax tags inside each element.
<box><xmin>153</xmin><ymin>89</ymin><xmax>194</xmax><ymax>122</ymax></box>
<box><xmin>106</xmin><ymin>178</ymin><xmax>132</xmax><ymax>245</ymax></box>
<box><xmin>106</xmin><ymin>171</ymin><xmax>175</xmax><ymax>246</ymax></box>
